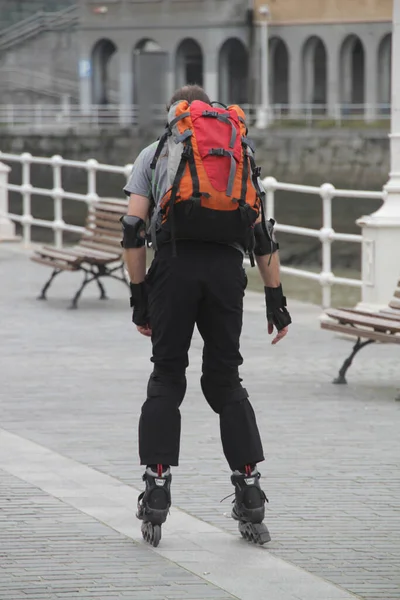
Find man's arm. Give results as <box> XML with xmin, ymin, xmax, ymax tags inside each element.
<box><xmin>123</xmin><ymin>193</ymin><xmax>150</xmax><ymax>283</ymax></box>
<box><xmin>122</xmin><ymin>193</ymin><xmax>152</xmax><ymax>337</ymax></box>
<box><xmin>255</xmin><ymin>252</ymin><xmax>281</xmax><ymax>288</ymax></box>
<box><xmin>253</xmin><ymin>215</ymin><xmax>291</xmax><ymax>345</ymax></box>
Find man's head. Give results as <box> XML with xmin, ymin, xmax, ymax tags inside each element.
<box><xmin>167</xmin><ymin>84</ymin><xmax>211</xmax><ymax>111</ymax></box>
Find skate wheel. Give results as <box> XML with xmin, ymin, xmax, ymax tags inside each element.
<box><xmin>238</xmin><ymin>521</ymin><xmax>271</xmax><ymax>545</ymax></box>
<box><xmin>151</xmin><ymin>524</ymin><xmax>161</xmax><ymax>547</ymax></box>
<box><xmin>141</xmin><ymin>522</ymin><xmax>162</xmax><ymax>547</ymax></box>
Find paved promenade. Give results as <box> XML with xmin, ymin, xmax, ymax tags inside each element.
<box><xmin>0</xmin><ymin>242</ymin><xmax>399</xmax><ymax>600</ymax></box>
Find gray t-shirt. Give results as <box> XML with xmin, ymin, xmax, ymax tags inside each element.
<box><xmin>123</xmin><ymin>141</ymin><xmax>244</xmax><ymax>256</ymax></box>
<box><xmin>124</xmin><ymin>141</ymin><xmax>168</xmax><ymax>204</ymax></box>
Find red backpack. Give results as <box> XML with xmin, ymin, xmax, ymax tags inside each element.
<box><xmin>150</xmin><ymin>100</ymin><xmax>266</xmax><ymax>254</ymax></box>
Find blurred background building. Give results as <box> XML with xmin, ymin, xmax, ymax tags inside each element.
<box><xmin>0</xmin><ymin>0</ymin><xmax>393</xmax><ymax>122</ymax></box>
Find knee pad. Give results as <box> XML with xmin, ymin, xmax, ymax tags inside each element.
<box><xmin>147</xmin><ymin>369</ymin><xmax>187</xmax><ymax>407</ymax></box>
<box><xmin>201</xmin><ymin>375</ymin><xmax>248</xmax><ymax>414</ymax></box>
<box><xmin>120</xmin><ymin>215</ymin><xmax>147</xmax><ymax>249</ymax></box>
<box><xmin>253</xmin><ymin>219</ymin><xmax>279</xmax><ymax>256</ymax></box>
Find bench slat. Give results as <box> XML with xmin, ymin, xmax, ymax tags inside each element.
<box><xmin>81</xmin><ymin>237</ymin><xmax>121</xmax><ymax>250</ymax></box>
<box><xmin>67</xmin><ymin>247</ymin><xmax>119</xmax><ymax>261</ymax></box>
<box><xmin>40</xmin><ymin>244</ymin><xmax>120</xmax><ymax>261</ymax></box>
<box><xmin>91</xmin><ymin>210</ymin><xmax>123</xmax><ymax>223</ymax></box>
<box><xmin>321</xmin><ymin>321</ymin><xmax>400</xmax><ymax>343</ymax></box>
<box><xmin>93</xmin><ymin>203</ymin><xmax>127</xmax><ymax>214</ymax></box>
<box><xmin>31</xmin><ymin>256</ymin><xmax>78</xmax><ymax>271</ymax></box>
<box><xmin>337</xmin><ymin>307</ymin><xmax>400</xmax><ymax>322</ymax></box>
<box><xmin>379</xmin><ymin>308</ymin><xmax>400</xmax><ymax>318</ymax></box>
<box><xmin>389</xmin><ymin>298</ymin><xmax>400</xmax><ymax>310</ymax></box>
<box><xmin>78</xmin><ymin>240</ymin><xmax>123</xmax><ymax>256</ymax></box>
<box><xmin>325</xmin><ymin>309</ymin><xmax>400</xmax><ymax>332</ymax></box>
<box><xmin>93</xmin><ymin>218</ymin><xmax>122</xmax><ymax>231</ymax></box>
<box><xmin>33</xmin><ymin>247</ymin><xmax>81</xmax><ymax>264</ymax></box>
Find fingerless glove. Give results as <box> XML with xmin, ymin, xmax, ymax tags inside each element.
<box><xmin>130</xmin><ymin>282</ymin><xmax>149</xmax><ymax>326</ymax></box>
<box><xmin>264</xmin><ymin>284</ymin><xmax>292</xmax><ymax>331</ymax></box>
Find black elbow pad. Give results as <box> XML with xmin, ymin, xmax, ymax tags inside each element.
<box><xmin>254</xmin><ymin>219</ymin><xmax>279</xmax><ymax>256</ymax></box>
<box><xmin>120</xmin><ymin>215</ymin><xmax>147</xmax><ymax>248</ymax></box>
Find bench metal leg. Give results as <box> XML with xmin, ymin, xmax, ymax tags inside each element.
<box><xmin>69</xmin><ymin>272</ymin><xmax>91</xmax><ymax>309</ymax></box>
<box><xmin>37</xmin><ymin>268</ymin><xmax>62</xmax><ymax>300</ymax></box>
<box><xmin>333</xmin><ymin>337</ymin><xmax>375</xmax><ymax>385</ymax></box>
<box><xmin>95</xmin><ymin>277</ymin><xmax>108</xmax><ymax>300</ymax></box>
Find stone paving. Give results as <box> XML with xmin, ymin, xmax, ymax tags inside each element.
<box><xmin>0</xmin><ymin>469</ymin><xmax>235</xmax><ymax>600</ymax></box>
<box><xmin>1</xmin><ymin>243</ymin><xmax>400</xmax><ymax>600</ymax></box>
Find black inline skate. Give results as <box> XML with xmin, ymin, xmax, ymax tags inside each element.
<box><xmin>136</xmin><ymin>464</ymin><xmax>171</xmax><ymax>547</ymax></box>
<box><xmin>231</xmin><ymin>465</ymin><xmax>271</xmax><ymax>545</ymax></box>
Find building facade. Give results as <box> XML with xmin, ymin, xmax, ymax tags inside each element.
<box><xmin>78</xmin><ymin>0</ymin><xmax>393</xmax><ymax>122</ymax></box>
<box><xmin>0</xmin><ymin>0</ymin><xmax>393</xmax><ymax>121</ymax></box>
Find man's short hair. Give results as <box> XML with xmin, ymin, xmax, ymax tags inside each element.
<box><xmin>167</xmin><ymin>85</ymin><xmax>211</xmax><ymax>111</ymax></box>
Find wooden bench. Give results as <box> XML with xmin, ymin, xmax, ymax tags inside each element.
<box><xmin>31</xmin><ymin>199</ymin><xmax>129</xmax><ymax>309</ymax></box>
<box><xmin>320</xmin><ymin>280</ymin><xmax>400</xmax><ymax>391</ymax></box>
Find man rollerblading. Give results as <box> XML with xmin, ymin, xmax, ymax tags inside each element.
<box><xmin>121</xmin><ymin>85</ymin><xmax>291</xmax><ymax>546</ymax></box>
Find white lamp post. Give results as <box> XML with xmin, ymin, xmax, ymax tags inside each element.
<box><xmin>256</xmin><ymin>4</ymin><xmax>270</xmax><ymax>129</ymax></box>
<box><xmin>357</xmin><ymin>0</ymin><xmax>400</xmax><ymax>310</ymax></box>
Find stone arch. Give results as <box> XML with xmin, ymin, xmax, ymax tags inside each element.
<box><xmin>269</xmin><ymin>37</ymin><xmax>289</xmax><ymax>105</ymax></box>
<box><xmin>91</xmin><ymin>38</ymin><xmax>118</xmax><ymax>105</ymax></box>
<box><xmin>340</xmin><ymin>35</ymin><xmax>365</xmax><ymax>107</ymax></box>
<box><xmin>302</xmin><ymin>36</ymin><xmax>327</xmax><ymax>107</ymax></box>
<box><xmin>175</xmin><ymin>38</ymin><xmax>203</xmax><ymax>88</ymax></box>
<box><xmin>218</xmin><ymin>38</ymin><xmax>248</xmax><ymax>105</ymax></box>
<box><xmin>378</xmin><ymin>33</ymin><xmax>392</xmax><ymax>110</ymax></box>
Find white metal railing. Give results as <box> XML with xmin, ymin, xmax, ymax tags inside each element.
<box><xmin>0</xmin><ymin>103</ymin><xmax>392</xmax><ymax>131</ymax></box>
<box><xmin>0</xmin><ymin>151</ymin><xmax>385</xmax><ymax>308</ymax></box>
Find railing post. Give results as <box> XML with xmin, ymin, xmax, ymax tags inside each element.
<box><xmin>0</xmin><ymin>161</ymin><xmax>18</xmax><ymax>241</ymax></box>
<box><xmin>51</xmin><ymin>155</ymin><xmax>65</xmax><ymax>248</ymax></box>
<box><xmin>319</xmin><ymin>183</ymin><xmax>335</xmax><ymax>309</ymax></box>
<box><xmin>86</xmin><ymin>159</ymin><xmax>99</xmax><ymax>224</ymax></box>
<box><xmin>21</xmin><ymin>152</ymin><xmax>33</xmax><ymax>246</ymax></box>
<box><xmin>263</xmin><ymin>177</ymin><xmax>277</xmax><ymax>219</ymax></box>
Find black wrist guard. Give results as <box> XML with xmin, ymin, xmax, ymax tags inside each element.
<box><xmin>130</xmin><ymin>282</ymin><xmax>149</xmax><ymax>326</ymax></box>
<box><xmin>264</xmin><ymin>284</ymin><xmax>292</xmax><ymax>331</ymax></box>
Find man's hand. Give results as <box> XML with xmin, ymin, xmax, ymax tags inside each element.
<box><xmin>137</xmin><ymin>324</ymin><xmax>152</xmax><ymax>337</ymax></box>
<box><xmin>268</xmin><ymin>323</ymin><xmax>289</xmax><ymax>345</ymax></box>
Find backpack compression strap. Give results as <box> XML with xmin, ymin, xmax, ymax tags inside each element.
<box><xmin>150</xmin><ymin>112</ymin><xmax>191</xmax><ymax>171</ymax></box>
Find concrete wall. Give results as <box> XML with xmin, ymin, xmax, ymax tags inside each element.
<box><xmin>0</xmin><ymin>28</ymin><xmax>80</xmax><ymax>104</ymax></box>
<box><xmin>0</xmin><ymin>128</ymin><xmax>390</xmax><ymax>189</ymax></box>
<box><xmin>254</xmin><ymin>0</ymin><xmax>392</xmax><ymax>24</ymax></box>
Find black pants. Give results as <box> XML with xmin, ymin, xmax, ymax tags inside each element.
<box><xmin>139</xmin><ymin>241</ymin><xmax>264</xmax><ymax>471</ymax></box>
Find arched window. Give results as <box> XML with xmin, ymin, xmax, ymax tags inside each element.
<box><xmin>218</xmin><ymin>38</ymin><xmax>249</xmax><ymax>105</ymax></box>
<box><xmin>269</xmin><ymin>38</ymin><xmax>289</xmax><ymax>106</ymax></box>
<box><xmin>91</xmin><ymin>39</ymin><xmax>117</xmax><ymax>105</ymax></box>
<box><xmin>302</xmin><ymin>37</ymin><xmax>327</xmax><ymax>108</ymax></box>
<box><xmin>340</xmin><ymin>35</ymin><xmax>365</xmax><ymax>110</ymax></box>
<box><xmin>176</xmin><ymin>39</ymin><xmax>203</xmax><ymax>87</ymax></box>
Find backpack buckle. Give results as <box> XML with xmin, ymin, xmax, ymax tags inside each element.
<box><xmin>209</xmin><ymin>148</ymin><xmax>226</xmax><ymax>157</ymax></box>
<box><xmin>202</xmin><ymin>110</ymin><xmax>219</xmax><ymax>118</ymax></box>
